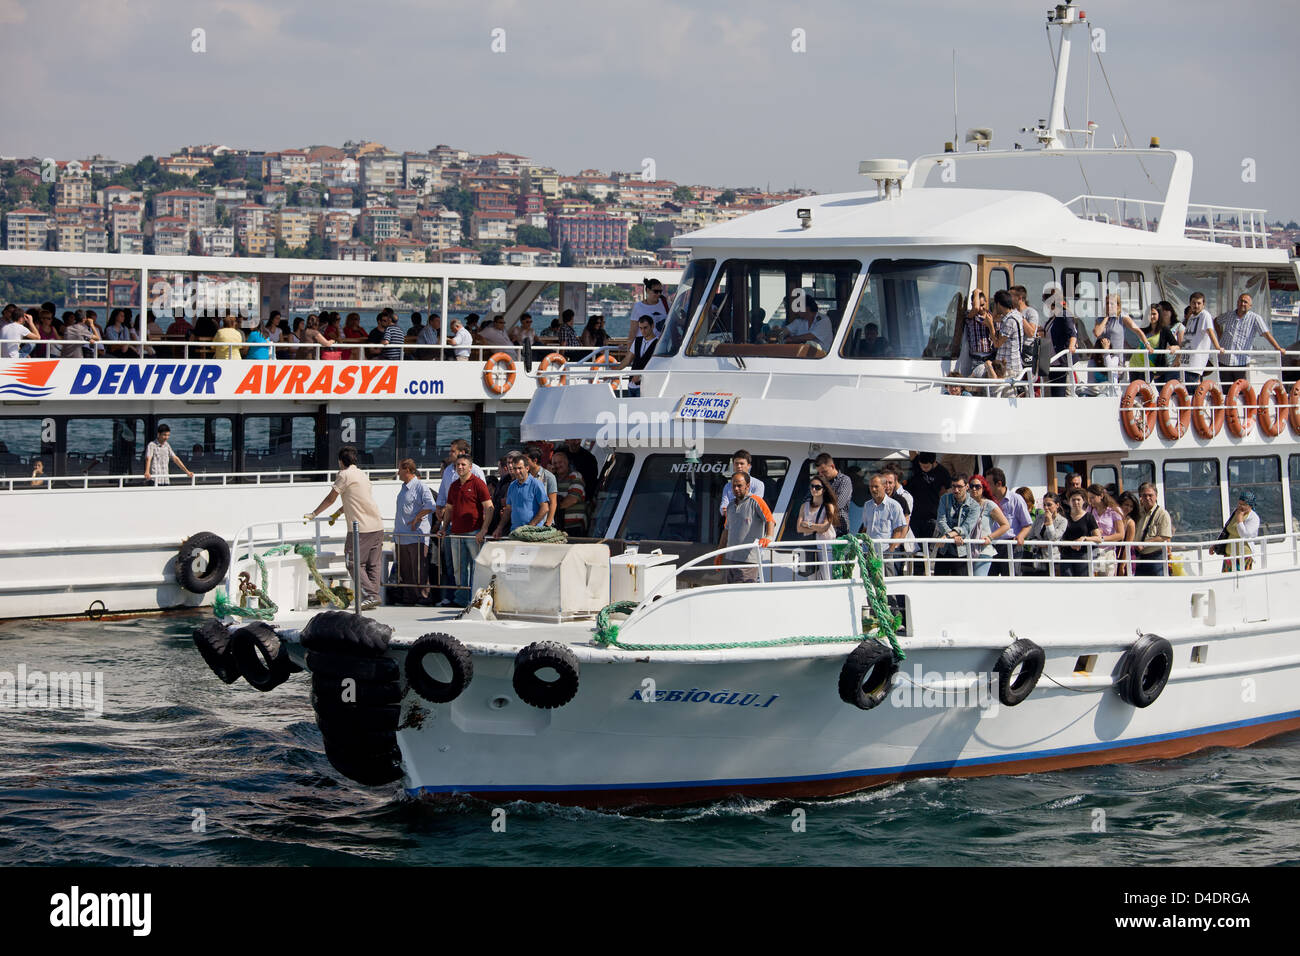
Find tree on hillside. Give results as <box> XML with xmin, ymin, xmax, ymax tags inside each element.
<box><xmin>719</xmin><ymin>189</ymin><xmax>737</xmax><ymax>204</ymax></box>
<box><xmin>628</xmin><ymin>223</ymin><xmax>657</xmax><ymax>251</ymax></box>
<box><xmin>672</xmin><ymin>186</ymin><xmax>694</xmax><ymax>203</ymax></box>
<box><xmin>516</xmin><ymin>224</ymin><xmax>552</xmax><ymax>248</ymax></box>
<box><xmin>560</xmin><ymin>242</ymin><xmax>575</xmax><ymax>267</ymax></box>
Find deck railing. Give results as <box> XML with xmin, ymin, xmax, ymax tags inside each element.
<box><xmin>1064</xmin><ymin>195</ymin><xmax>1271</xmax><ymax>249</ymax></box>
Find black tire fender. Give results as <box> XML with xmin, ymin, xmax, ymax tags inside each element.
<box><xmin>323</xmin><ymin>737</ymin><xmax>403</xmax><ymax>787</ymax></box>
<box><xmin>310</xmin><ymin>674</ymin><xmax>403</xmax><ymax>707</ymax></box>
<box><xmin>176</xmin><ymin>532</ymin><xmax>231</xmax><ymax>594</ymax></box>
<box><xmin>512</xmin><ymin>641</ymin><xmax>580</xmax><ymax>709</ymax></box>
<box><xmin>405</xmin><ymin>632</ymin><xmax>474</xmax><ymax>704</ymax></box>
<box><xmin>231</xmin><ymin>622</ymin><xmax>294</xmax><ymax>692</ymax></box>
<box><xmin>312</xmin><ymin>699</ymin><xmax>402</xmax><ymax>735</ymax></box>
<box><xmin>192</xmin><ymin>619</ymin><xmax>241</xmax><ymax>684</ymax></box>
<box><xmin>994</xmin><ymin>638</ymin><xmax>1046</xmax><ymax>707</ymax></box>
<box><xmin>301</xmin><ymin>609</ymin><xmax>393</xmax><ymax>656</ymax></box>
<box><xmin>1115</xmin><ymin>634</ymin><xmax>1174</xmax><ymax>708</ymax></box>
<box><xmin>838</xmin><ymin>640</ymin><xmax>898</xmax><ymax>710</ymax></box>
<box><xmin>306</xmin><ymin>649</ymin><xmax>400</xmax><ymax>683</ymax></box>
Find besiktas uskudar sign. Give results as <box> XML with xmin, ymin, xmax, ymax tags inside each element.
<box><xmin>674</xmin><ymin>391</ymin><xmax>738</xmax><ymax>423</ymax></box>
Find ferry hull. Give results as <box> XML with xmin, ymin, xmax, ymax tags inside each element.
<box><xmin>391</xmin><ymin>628</ymin><xmax>1300</xmax><ymax>808</ymax></box>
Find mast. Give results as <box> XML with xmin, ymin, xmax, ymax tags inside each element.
<box><xmin>1042</xmin><ymin>2</ymin><xmax>1086</xmax><ymax>149</ymax></box>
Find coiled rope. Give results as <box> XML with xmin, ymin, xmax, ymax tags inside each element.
<box><xmin>592</xmin><ymin>534</ymin><xmax>902</xmax><ymax>658</ymax></box>
<box><xmin>213</xmin><ymin>543</ymin><xmax>346</xmax><ymax>620</ymax></box>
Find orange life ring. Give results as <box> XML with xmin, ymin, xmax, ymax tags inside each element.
<box><xmin>1224</xmin><ymin>378</ymin><xmax>1256</xmax><ymax>438</ymax></box>
<box><xmin>1290</xmin><ymin>381</ymin><xmax>1300</xmax><ymax>435</ymax></box>
<box><xmin>1255</xmin><ymin>378</ymin><xmax>1288</xmax><ymax>437</ymax></box>
<box><xmin>1191</xmin><ymin>380</ymin><xmax>1224</xmax><ymax>439</ymax></box>
<box><xmin>1120</xmin><ymin>380</ymin><xmax>1158</xmax><ymax>441</ymax></box>
<box><xmin>482</xmin><ymin>352</ymin><xmax>517</xmax><ymax>395</ymax></box>
<box><xmin>1156</xmin><ymin>380</ymin><xmax>1191</xmax><ymax>440</ymax></box>
<box><xmin>537</xmin><ymin>352</ymin><xmax>568</xmax><ymax>387</ymax></box>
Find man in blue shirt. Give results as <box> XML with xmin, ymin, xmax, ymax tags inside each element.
<box><xmin>394</xmin><ymin>457</ymin><xmax>436</xmax><ymax>604</ymax></box>
<box><xmin>986</xmin><ymin>466</ymin><xmax>1032</xmax><ymax>576</ymax></box>
<box><xmin>493</xmin><ymin>452</ymin><xmax>549</xmax><ymax>537</ymax></box>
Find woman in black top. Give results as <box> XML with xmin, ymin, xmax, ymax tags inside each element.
<box><xmin>1060</xmin><ymin>488</ymin><xmax>1102</xmax><ymax>577</ymax></box>
<box><xmin>1146</xmin><ymin>301</ymin><xmax>1182</xmax><ymax>384</ymax></box>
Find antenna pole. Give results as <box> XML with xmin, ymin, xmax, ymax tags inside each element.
<box><xmin>952</xmin><ymin>49</ymin><xmax>959</xmax><ymax>151</ymax></box>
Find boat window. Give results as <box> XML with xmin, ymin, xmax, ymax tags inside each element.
<box><xmin>155</xmin><ymin>416</ymin><xmax>234</xmax><ymax>476</ymax></box>
<box><xmin>485</xmin><ymin>413</ymin><xmax>522</xmax><ymax>464</ymax></box>
<box><xmin>1090</xmin><ymin>464</ymin><xmax>1118</xmax><ymax>492</ymax></box>
<box><xmin>988</xmin><ymin>268</ymin><xmax>1009</xmax><ymax>295</ymax></box>
<box><xmin>1228</xmin><ymin>455</ymin><xmax>1283</xmax><ymax>534</ymax></box>
<box><xmin>361</xmin><ymin>416</ymin><xmax>397</xmax><ymax>470</ymax></box>
<box><xmin>1155</xmin><ymin>266</ymin><xmax>1228</xmax><ymax>318</ymax></box>
<box><xmin>590</xmin><ymin>452</ymin><xmax>634</xmax><ymax>538</ymax></box>
<box><xmin>1106</xmin><ymin>270</ymin><xmax>1146</xmax><ymax>317</ymax></box>
<box><xmin>1014</xmin><ymin>264</ymin><xmax>1056</xmax><ymax>305</ymax></box>
<box><xmin>686</xmin><ymin>259</ymin><xmax>859</xmax><ymax>359</ymax></box>
<box><xmin>65</xmin><ymin>417</ymin><xmax>146</xmax><ymax>478</ymax></box>
<box><xmin>1061</xmin><ymin>268</ymin><xmax>1102</xmax><ymax>320</ymax></box>
<box><xmin>656</xmin><ymin>258</ymin><xmax>715</xmax><ymax>357</ymax></box>
<box><xmin>401</xmin><ymin>413</ymin><xmax>473</xmax><ymax>464</ymax></box>
<box><xmin>1120</xmin><ymin>460</ymin><xmax>1155</xmax><ymax>493</ymax></box>
<box><xmin>1162</xmin><ymin>458</ymin><xmax>1223</xmax><ymax>542</ymax></box>
<box><xmin>841</xmin><ymin>259</ymin><xmax>971</xmax><ymax>360</ymax></box>
<box><xmin>616</xmin><ymin>453</ymin><xmax>789</xmax><ymax>543</ymax></box>
<box><xmin>779</xmin><ymin>456</ymin><xmax>906</xmax><ymax>540</ymax></box>
<box><xmin>1290</xmin><ymin>455</ymin><xmax>1300</xmax><ymax>532</ymax></box>
<box><xmin>0</xmin><ymin>418</ymin><xmax>51</xmax><ymax>479</ymax></box>
<box><xmin>244</xmin><ymin>415</ymin><xmax>320</xmax><ymax>475</ymax></box>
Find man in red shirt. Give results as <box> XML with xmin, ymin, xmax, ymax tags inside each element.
<box><xmin>437</xmin><ymin>453</ymin><xmax>495</xmax><ymax>606</ymax></box>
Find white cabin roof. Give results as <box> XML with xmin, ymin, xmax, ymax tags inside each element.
<box><xmin>676</xmin><ymin>187</ymin><xmax>1287</xmax><ymax>265</ymax></box>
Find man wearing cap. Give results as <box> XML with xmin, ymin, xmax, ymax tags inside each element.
<box><xmin>905</xmin><ymin>453</ymin><xmax>950</xmax><ymax>542</ymax></box>
<box><xmin>1224</xmin><ymin>489</ymin><xmax>1261</xmax><ymax>573</ymax></box>
<box><xmin>1133</xmin><ymin>482</ymin><xmax>1173</xmax><ymax>576</ymax></box>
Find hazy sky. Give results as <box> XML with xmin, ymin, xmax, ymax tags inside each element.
<box><xmin>3</xmin><ymin>0</ymin><xmax>1298</xmax><ymax>218</ymax></box>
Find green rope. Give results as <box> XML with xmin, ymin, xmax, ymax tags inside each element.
<box><xmin>591</xmin><ymin>534</ymin><xmax>903</xmax><ymax>658</ymax></box>
<box><xmin>213</xmin><ymin>542</ymin><xmax>344</xmax><ymax>620</ymax></box>
<box><xmin>510</xmin><ymin>525</ymin><xmax>568</xmax><ymax>543</ymax></box>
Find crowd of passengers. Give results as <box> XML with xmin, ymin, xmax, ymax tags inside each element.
<box><xmin>299</xmin><ymin>436</ymin><xmax>602</xmax><ymax>608</ymax></box>
<box><xmin>0</xmin><ymin>278</ymin><xmax>677</xmax><ymax>364</ymax></box>
<box><xmin>719</xmin><ymin>449</ymin><xmax>1262</xmax><ymax>582</ymax></box>
<box><xmin>943</xmin><ymin>286</ymin><xmax>1299</xmax><ymax>396</ymax></box>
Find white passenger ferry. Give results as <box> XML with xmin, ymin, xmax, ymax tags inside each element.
<box><xmin>0</xmin><ymin>253</ymin><xmax>674</xmax><ymax>620</ymax></box>
<box><xmin>192</xmin><ymin>2</ymin><xmax>1299</xmax><ymax>805</ymax></box>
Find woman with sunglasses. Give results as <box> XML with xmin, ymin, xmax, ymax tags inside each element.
<box><xmin>967</xmin><ymin>475</ymin><xmax>1011</xmax><ymax>576</ymax></box>
<box><xmin>797</xmin><ymin>477</ymin><xmax>840</xmax><ymax>580</ymax></box>
<box><xmin>627</xmin><ymin>278</ymin><xmax>669</xmax><ymax>350</ymax></box>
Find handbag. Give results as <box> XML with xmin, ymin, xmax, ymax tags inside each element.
<box><xmin>1210</xmin><ymin>519</ymin><xmax>1231</xmax><ymax>556</ymax></box>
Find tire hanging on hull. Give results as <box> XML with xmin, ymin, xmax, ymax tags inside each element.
<box><xmin>993</xmin><ymin>638</ymin><xmax>1045</xmax><ymax>707</ymax></box>
<box><xmin>838</xmin><ymin>640</ymin><xmax>898</xmax><ymax>710</ymax></box>
<box><xmin>176</xmin><ymin>532</ymin><xmax>231</xmax><ymax>594</ymax></box>
<box><xmin>1115</xmin><ymin>634</ymin><xmax>1173</xmax><ymax>708</ymax></box>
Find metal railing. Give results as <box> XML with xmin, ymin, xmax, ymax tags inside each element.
<box><xmin>1065</xmin><ymin>195</ymin><xmax>1271</xmax><ymax>249</ymax></box>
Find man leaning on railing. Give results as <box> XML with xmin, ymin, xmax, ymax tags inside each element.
<box><xmin>1134</xmin><ymin>482</ymin><xmax>1173</xmax><ymax>576</ymax></box>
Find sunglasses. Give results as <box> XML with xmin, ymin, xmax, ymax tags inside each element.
<box><xmin>810</xmin><ymin>484</ymin><xmax>825</xmax><ymax>491</ymax></box>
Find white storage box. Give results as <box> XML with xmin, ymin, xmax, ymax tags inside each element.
<box><xmin>610</xmin><ymin>552</ymin><xmax>678</xmax><ymax>604</ymax></box>
<box><xmin>261</xmin><ymin>553</ymin><xmax>310</xmax><ymax>613</ymax></box>
<box><xmin>473</xmin><ymin>542</ymin><xmax>611</xmax><ymax>621</ymax></box>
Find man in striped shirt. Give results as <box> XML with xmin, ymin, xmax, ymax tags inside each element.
<box><xmin>377</xmin><ymin>310</ymin><xmax>405</xmax><ymax>360</ymax></box>
<box><xmin>1217</xmin><ymin>293</ymin><xmax>1284</xmax><ymax>384</ymax></box>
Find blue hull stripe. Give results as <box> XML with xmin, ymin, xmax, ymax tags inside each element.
<box><xmin>405</xmin><ymin>708</ymin><xmax>1300</xmax><ymax>796</ymax></box>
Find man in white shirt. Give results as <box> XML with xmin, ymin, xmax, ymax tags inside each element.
<box><xmin>0</xmin><ymin>310</ymin><xmax>38</xmax><ymax>358</ymax></box>
<box><xmin>1012</xmin><ymin>285</ymin><xmax>1039</xmax><ymax>338</ymax></box>
<box><xmin>448</xmin><ymin>317</ymin><xmax>473</xmax><ymax>361</ymax></box>
<box><xmin>782</xmin><ymin>289</ymin><xmax>833</xmax><ymax>353</ymax></box>
<box><xmin>1182</xmin><ymin>292</ymin><xmax>1223</xmax><ymax>382</ymax></box>
<box><xmin>718</xmin><ymin>449</ymin><xmax>767</xmax><ymax>516</ymax></box>
<box><xmin>861</xmin><ymin>474</ymin><xmax>907</xmax><ymax>576</ymax></box>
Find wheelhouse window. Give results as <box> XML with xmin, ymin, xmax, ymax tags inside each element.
<box><xmin>1228</xmin><ymin>456</ymin><xmax>1283</xmax><ymax>534</ymax></box>
<box><xmin>841</xmin><ymin>260</ymin><xmax>971</xmax><ymax>360</ymax></box>
<box><xmin>656</xmin><ymin>258</ymin><xmax>715</xmax><ymax>357</ymax></box>
<box><xmin>616</xmin><ymin>453</ymin><xmax>789</xmax><ymax>544</ymax></box>
<box><xmin>685</xmin><ymin>259</ymin><xmax>859</xmax><ymax>359</ymax></box>
<box><xmin>1163</xmin><ymin>458</ymin><xmax>1223</xmax><ymax>542</ymax></box>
